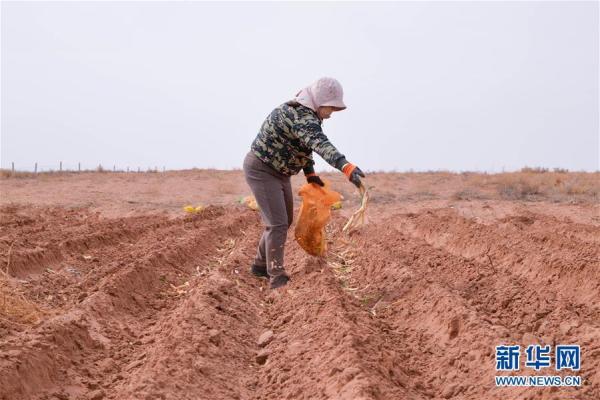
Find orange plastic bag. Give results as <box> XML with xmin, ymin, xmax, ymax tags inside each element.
<box><xmin>294</xmin><ymin>181</ymin><xmax>342</xmax><ymax>256</ymax></box>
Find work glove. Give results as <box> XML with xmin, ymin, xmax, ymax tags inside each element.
<box><xmin>306</xmin><ymin>173</ymin><xmax>325</xmax><ymax>187</ymax></box>
<box><xmin>342</xmin><ymin>163</ymin><xmax>365</xmax><ymax>189</ymax></box>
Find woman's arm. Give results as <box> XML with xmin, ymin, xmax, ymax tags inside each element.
<box><xmin>302</xmin><ymin>157</ymin><xmax>325</xmax><ymax>186</ymax></box>
<box><xmin>295</xmin><ymin>120</ymin><xmax>365</xmax><ymax>188</ymax></box>
<box><xmin>295</xmin><ymin>119</ymin><xmax>346</xmax><ymax>169</ymax></box>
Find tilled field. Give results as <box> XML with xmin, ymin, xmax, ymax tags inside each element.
<box><xmin>1</xmin><ymin>199</ymin><xmax>598</xmax><ymax>400</ymax></box>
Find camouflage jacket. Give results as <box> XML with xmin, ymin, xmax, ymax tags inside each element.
<box><xmin>251</xmin><ymin>102</ymin><xmax>345</xmax><ymax>176</ymax></box>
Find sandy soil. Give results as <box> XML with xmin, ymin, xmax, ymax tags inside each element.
<box><xmin>0</xmin><ymin>170</ymin><xmax>598</xmax><ymax>400</ymax></box>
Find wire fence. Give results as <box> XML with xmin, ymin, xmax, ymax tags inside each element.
<box><xmin>3</xmin><ymin>162</ymin><xmax>167</xmax><ymax>174</ymax></box>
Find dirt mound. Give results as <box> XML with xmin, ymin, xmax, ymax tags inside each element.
<box><xmin>0</xmin><ymin>203</ymin><xmax>598</xmax><ymax>399</ymax></box>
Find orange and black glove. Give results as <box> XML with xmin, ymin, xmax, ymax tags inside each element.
<box><xmin>339</xmin><ymin>160</ymin><xmax>365</xmax><ymax>188</ymax></box>
<box><xmin>303</xmin><ymin>166</ymin><xmax>324</xmax><ymax>187</ymax></box>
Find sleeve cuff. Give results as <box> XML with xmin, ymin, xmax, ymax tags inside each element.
<box><xmin>334</xmin><ymin>156</ymin><xmax>348</xmax><ymax>171</ymax></box>
<box><xmin>303</xmin><ymin>165</ymin><xmax>316</xmax><ymax>176</ymax></box>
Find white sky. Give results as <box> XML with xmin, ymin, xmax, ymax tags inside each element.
<box><xmin>1</xmin><ymin>1</ymin><xmax>598</xmax><ymax>172</ymax></box>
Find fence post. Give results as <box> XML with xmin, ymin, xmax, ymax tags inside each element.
<box><xmin>34</xmin><ymin>162</ymin><xmax>38</xmax><ymax>174</ymax></box>
<box><xmin>78</xmin><ymin>162</ymin><xmax>81</xmax><ymax>172</ymax></box>
<box><xmin>59</xmin><ymin>161</ymin><xmax>62</xmax><ymax>172</ymax></box>
<box><xmin>127</xmin><ymin>166</ymin><xmax>129</xmax><ymax>173</ymax></box>
<box><xmin>137</xmin><ymin>167</ymin><xmax>140</xmax><ymax>173</ymax></box>
<box><xmin>113</xmin><ymin>165</ymin><xmax>116</xmax><ymax>172</ymax></box>
<box><xmin>11</xmin><ymin>162</ymin><xmax>14</xmax><ymax>173</ymax></box>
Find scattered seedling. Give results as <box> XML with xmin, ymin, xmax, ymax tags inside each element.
<box><xmin>5</xmin><ymin>241</ymin><xmax>14</xmax><ymax>275</ymax></box>
<box><xmin>169</xmin><ymin>281</ymin><xmax>190</xmax><ymax>296</ymax></box>
<box><xmin>329</xmin><ymin>246</ymin><xmax>363</xmax><ymax>296</ymax></box>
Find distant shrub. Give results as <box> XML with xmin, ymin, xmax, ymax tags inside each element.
<box><xmin>451</xmin><ymin>188</ymin><xmax>486</xmax><ymax>201</ymax></box>
<box><xmin>498</xmin><ymin>179</ymin><xmax>540</xmax><ymax>200</ymax></box>
<box><xmin>520</xmin><ymin>167</ymin><xmax>549</xmax><ymax>173</ymax></box>
<box><xmin>413</xmin><ymin>191</ymin><xmax>437</xmax><ymax>200</ymax></box>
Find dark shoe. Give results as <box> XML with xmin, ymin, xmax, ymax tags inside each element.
<box><xmin>270</xmin><ymin>274</ymin><xmax>290</xmax><ymax>289</ymax></box>
<box><xmin>251</xmin><ymin>264</ymin><xmax>269</xmax><ymax>278</ymax></box>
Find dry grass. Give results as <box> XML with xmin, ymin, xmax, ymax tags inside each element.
<box><xmin>0</xmin><ymin>169</ymin><xmax>38</xmax><ymax>179</ymax></box>
<box><xmin>363</xmin><ymin>169</ymin><xmax>599</xmax><ymax>203</ymax></box>
<box><xmin>0</xmin><ymin>273</ymin><xmax>43</xmax><ymax>325</ymax></box>
<box><xmin>0</xmin><ymin>167</ymin><xmax>165</xmax><ymax>179</ymax></box>
<box><xmin>468</xmin><ymin>171</ymin><xmax>599</xmax><ymax>202</ymax></box>
<box><xmin>0</xmin><ymin>241</ymin><xmax>43</xmax><ymax>325</ymax></box>
<box><xmin>451</xmin><ymin>188</ymin><xmax>487</xmax><ymax>201</ymax></box>
<box><xmin>2</xmin><ymin>168</ymin><xmax>598</xmax><ymax>203</ymax></box>
<box><xmin>0</xmin><ymin>169</ymin><xmax>90</xmax><ymax>179</ymax></box>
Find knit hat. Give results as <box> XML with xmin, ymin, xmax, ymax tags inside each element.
<box><xmin>293</xmin><ymin>77</ymin><xmax>347</xmax><ymax>112</ymax></box>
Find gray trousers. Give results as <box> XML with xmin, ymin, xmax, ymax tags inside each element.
<box><xmin>243</xmin><ymin>152</ymin><xmax>293</xmax><ymax>277</ymax></box>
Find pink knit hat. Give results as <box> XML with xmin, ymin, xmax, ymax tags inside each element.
<box><xmin>293</xmin><ymin>77</ymin><xmax>347</xmax><ymax>112</ymax></box>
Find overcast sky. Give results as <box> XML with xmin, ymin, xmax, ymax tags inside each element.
<box><xmin>1</xmin><ymin>1</ymin><xmax>598</xmax><ymax>172</ymax></box>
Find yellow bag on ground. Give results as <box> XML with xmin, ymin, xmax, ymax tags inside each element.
<box><xmin>183</xmin><ymin>205</ymin><xmax>205</xmax><ymax>214</ymax></box>
<box><xmin>294</xmin><ymin>181</ymin><xmax>342</xmax><ymax>256</ymax></box>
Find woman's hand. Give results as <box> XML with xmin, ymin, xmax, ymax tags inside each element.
<box><xmin>306</xmin><ymin>174</ymin><xmax>325</xmax><ymax>186</ymax></box>
<box><xmin>342</xmin><ymin>163</ymin><xmax>365</xmax><ymax>188</ymax></box>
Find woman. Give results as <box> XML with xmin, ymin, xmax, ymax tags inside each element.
<box><xmin>243</xmin><ymin>77</ymin><xmax>365</xmax><ymax>289</ymax></box>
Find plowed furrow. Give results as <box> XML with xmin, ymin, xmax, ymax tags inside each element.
<box><xmin>2</xmin><ymin>204</ymin><xmax>598</xmax><ymax>400</ymax></box>
<box><xmin>397</xmin><ymin>209</ymin><xmax>600</xmax><ymax>304</ymax></box>
<box><xmin>108</xmin><ymin>221</ymin><xmax>268</xmax><ymax>400</ymax></box>
<box><xmin>340</xmin><ymin>213</ymin><xmax>599</xmax><ymax>399</ymax></box>
<box><xmin>242</xmin><ymin>218</ymin><xmax>427</xmax><ymax>400</ymax></box>
<box><xmin>2</xmin><ymin>207</ymin><xmax>202</xmax><ymax>277</ymax></box>
<box><xmin>0</xmin><ymin>207</ymin><xmax>258</xmax><ymax>399</ymax></box>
